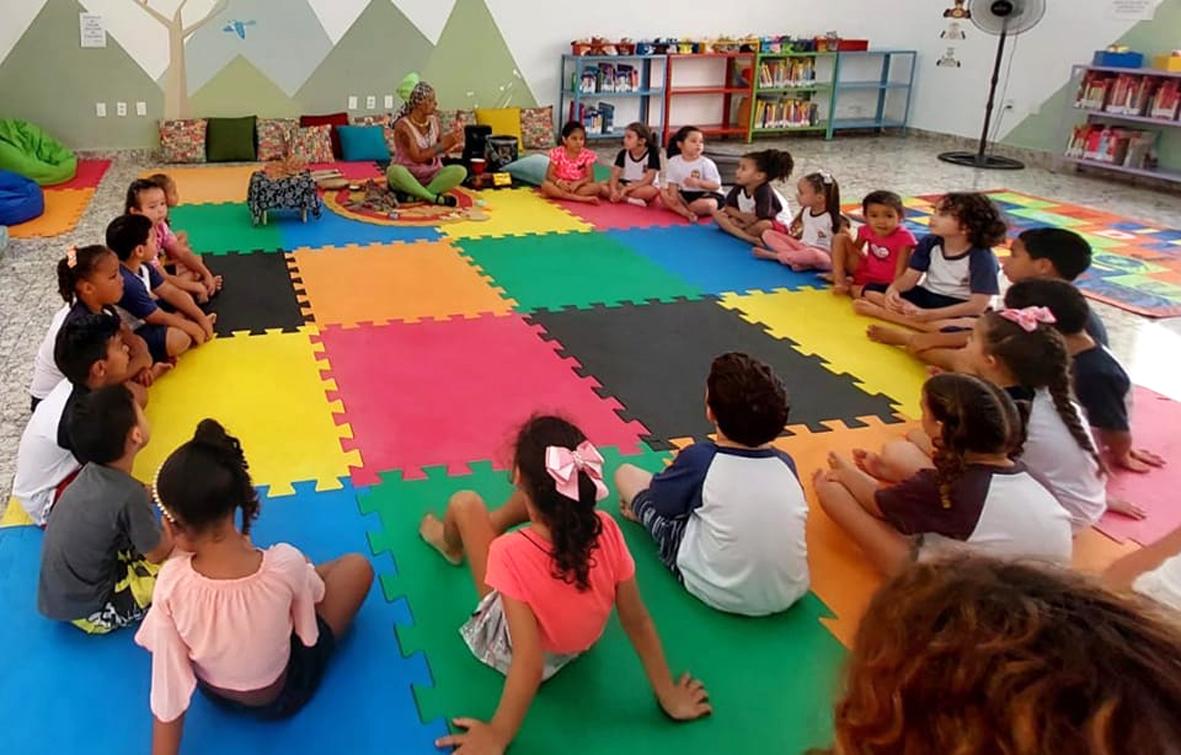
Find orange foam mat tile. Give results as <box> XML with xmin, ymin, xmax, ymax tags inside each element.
<box><xmin>8</xmin><ymin>189</ymin><xmax>94</xmax><ymax>238</ymax></box>
<box><xmin>287</xmin><ymin>240</ymin><xmax>516</xmax><ymax>327</ymax></box>
<box><xmin>141</xmin><ymin>164</ymin><xmax>262</xmax><ymax>204</ymax></box>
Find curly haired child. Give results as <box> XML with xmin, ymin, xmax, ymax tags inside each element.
<box><xmin>824</xmin><ymin>556</ymin><xmax>1181</xmax><ymax>755</ymax></box>
<box><xmin>419</xmin><ymin>415</ymin><xmax>710</xmax><ymax>752</ymax></box>
<box><xmin>713</xmin><ymin>150</ymin><xmax>795</xmax><ymax>245</ymax></box>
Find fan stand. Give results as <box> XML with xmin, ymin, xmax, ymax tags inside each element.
<box><xmin>938</xmin><ymin>19</ymin><xmax>1025</xmax><ymax>170</ymax></box>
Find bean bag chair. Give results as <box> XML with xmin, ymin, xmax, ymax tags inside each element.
<box><xmin>0</xmin><ymin>170</ymin><xmax>43</xmax><ymax>226</ymax></box>
<box><xmin>0</xmin><ymin>120</ymin><xmax>77</xmax><ymax>186</ymax></box>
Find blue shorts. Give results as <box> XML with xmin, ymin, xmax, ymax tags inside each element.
<box><xmin>632</xmin><ymin>489</ymin><xmax>689</xmax><ymax>578</ymax></box>
<box><xmin>135</xmin><ymin>324</ymin><xmax>169</xmax><ymax>363</ymax></box>
<box><xmin>901</xmin><ymin>286</ymin><xmax>967</xmax><ymax>310</ymax></box>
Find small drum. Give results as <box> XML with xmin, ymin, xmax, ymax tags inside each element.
<box><xmin>485</xmin><ymin>135</ymin><xmax>519</xmax><ymax>172</ymax></box>
<box><xmin>463</xmin><ymin>124</ymin><xmax>492</xmax><ymax>164</ymax></box>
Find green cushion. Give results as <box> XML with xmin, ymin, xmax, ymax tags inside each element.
<box><xmin>205</xmin><ymin>116</ymin><xmax>258</xmax><ymax>163</ymax></box>
<box><xmin>0</xmin><ymin>119</ymin><xmax>77</xmax><ymax>186</ymax></box>
<box><xmin>503</xmin><ymin>153</ymin><xmax>549</xmax><ymax>186</ymax></box>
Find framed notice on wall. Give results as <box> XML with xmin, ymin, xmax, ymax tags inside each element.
<box><xmin>1107</xmin><ymin>0</ymin><xmax>1159</xmax><ymax>20</ymax></box>
<box><xmin>80</xmin><ymin>13</ymin><xmax>107</xmax><ymax>48</ymax></box>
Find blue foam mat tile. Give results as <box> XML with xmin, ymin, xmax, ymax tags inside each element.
<box><xmin>0</xmin><ymin>480</ymin><xmax>445</xmax><ymax>754</ymax></box>
<box><xmin>278</xmin><ymin>209</ymin><xmax>442</xmax><ymax>250</ymax></box>
<box><xmin>608</xmin><ymin>225</ymin><xmax>821</xmax><ymax>294</ymax></box>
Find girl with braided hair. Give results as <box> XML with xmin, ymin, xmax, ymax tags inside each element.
<box><xmin>136</xmin><ymin>420</ymin><xmax>373</xmax><ymax>755</ymax></box>
<box><xmin>386</xmin><ymin>73</ymin><xmax>468</xmax><ymax>206</ymax></box>
<box><xmin>419</xmin><ymin>415</ymin><xmax>710</xmax><ymax>753</ymax></box>
<box><xmin>815</xmin><ymin>373</ymin><xmax>1071</xmax><ymax>575</ymax></box>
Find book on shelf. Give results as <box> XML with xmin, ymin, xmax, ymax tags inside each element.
<box><xmin>1066</xmin><ymin>124</ymin><xmax>1159</xmax><ymax>169</ymax></box>
<box><xmin>598</xmin><ymin>102</ymin><xmax>615</xmax><ymax>133</ymax></box>
<box><xmin>1151</xmin><ymin>79</ymin><xmax>1181</xmax><ymax>120</ymax></box>
<box><xmin>753</xmin><ymin>97</ymin><xmax>819</xmax><ymax>129</ymax></box>
<box><xmin>572</xmin><ymin>63</ymin><xmax>642</xmax><ymax>94</ymax></box>
<box><xmin>616</xmin><ymin>64</ymin><xmax>639</xmax><ymax>92</ymax></box>
<box><xmin>600</xmin><ymin>63</ymin><xmax>617</xmax><ymax>92</ymax></box>
<box><xmin>579</xmin><ymin>67</ymin><xmax>599</xmax><ymax>93</ymax></box>
<box><xmin>1074</xmin><ymin>71</ymin><xmax>1113</xmax><ymax>110</ymax></box>
<box><xmin>758</xmin><ymin>58</ymin><xmax>817</xmax><ymax>88</ymax></box>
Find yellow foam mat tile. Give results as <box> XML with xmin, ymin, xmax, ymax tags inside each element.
<box><xmin>1</xmin><ymin>498</ymin><xmax>35</xmax><ymax>528</ymax></box>
<box><xmin>131</xmin><ymin>328</ymin><xmax>360</xmax><ymax>495</ymax></box>
<box><xmin>142</xmin><ymin>165</ymin><xmax>261</xmax><ymax>205</ymax></box>
<box><xmin>8</xmin><ymin>189</ymin><xmax>94</xmax><ymax>238</ymax></box>
<box><xmin>720</xmin><ymin>288</ymin><xmax>928</xmax><ymax>419</ymax></box>
<box><xmin>441</xmin><ymin>188</ymin><xmax>594</xmax><ymax>240</ymax></box>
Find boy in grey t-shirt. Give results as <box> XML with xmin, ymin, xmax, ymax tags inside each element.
<box><xmin>38</xmin><ymin>385</ymin><xmax>171</xmax><ymax>634</ymax></box>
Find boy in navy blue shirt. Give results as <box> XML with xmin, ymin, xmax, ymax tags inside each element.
<box><xmin>105</xmin><ymin>214</ymin><xmax>213</xmax><ymax>363</ymax></box>
<box><xmin>615</xmin><ymin>352</ymin><xmax>809</xmax><ymax>616</ymax></box>
<box><xmin>1006</xmin><ymin>278</ymin><xmax>1163</xmax><ymax>473</ymax></box>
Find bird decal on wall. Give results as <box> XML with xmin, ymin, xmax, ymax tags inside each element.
<box><xmin>222</xmin><ymin>19</ymin><xmax>257</xmax><ymax>39</ymax></box>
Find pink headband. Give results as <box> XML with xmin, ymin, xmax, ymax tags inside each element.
<box><xmin>998</xmin><ymin>306</ymin><xmax>1056</xmax><ymax>332</ymax></box>
<box><xmin>545</xmin><ymin>441</ymin><xmax>609</xmax><ymax>503</ymax></box>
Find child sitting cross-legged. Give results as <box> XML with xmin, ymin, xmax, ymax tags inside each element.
<box><xmin>870</xmin><ymin>227</ymin><xmax>1104</xmax><ymax>370</ymax></box>
<box><xmin>1005</xmin><ymin>278</ymin><xmax>1163</xmax><ymax>474</ymax></box>
<box><xmin>11</xmin><ymin>314</ymin><xmax>146</xmax><ymax>525</ymax></box>
<box><xmin>855</xmin><ymin>192</ymin><xmax>1005</xmax><ymax>338</ymax></box>
<box><xmin>106</xmin><ymin>214</ymin><xmax>214</xmax><ymax>362</ymax></box>
<box><xmin>129</xmin><ymin>177</ymin><xmax>222</xmax><ymax>301</ymax></box>
<box><xmin>830</xmin><ymin>190</ymin><xmax>918</xmax><ymax>298</ymax></box>
<box><xmin>38</xmin><ymin>384</ymin><xmax>171</xmax><ymax>634</ymax></box>
<box><xmin>713</xmin><ymin>149</ymin><xmax>795</xmax><ymax>245</ymax></box>
<box><xmin>607</xmin><ymin>122</ymin><xmax>662</xmax><ymax>206</ymax></box>
<box><xmin>541</xmin><ymin>121</ymin><xmax>606</xmax><ymax>204</ymax></box>
<box><xmin>755</xmin><ymin>171</ymin><xmax>848</xmax><ymax>271</ymax></box>
<box><xmin>815</xmin><ymin>373</ymin><xmax>1072</xmax><ymax>575</ymax></box>
<box><xmin>615</xmin><ymin>352</ymin><xmax>808</xmax><ymax>616</ymax></box>
<box><xmin>419</xmin><ymin>415</ymin><xmax>710</xmax><ymax>753</ymax></box>
<box><xmin>136</xmin><ymin>420</ymin><xmax>373</xmax><ymax>755</ymax></box>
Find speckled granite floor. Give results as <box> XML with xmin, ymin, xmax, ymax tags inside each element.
<box><xmin>2</xmin><ymin>134</ymin><xmax>1180</xmax><ymax>503</ymax></box>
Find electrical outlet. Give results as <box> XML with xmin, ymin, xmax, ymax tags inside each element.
<box><xmin>116</xmin><ymin>101</ymin><xmax>128</xmax><ymax>117</ymax></box>
<box><xmin>348</xmin><ymin>95</ymin><xmax>358</xmax><ymax>110</ymax></box>
<box><xmin>366</xmin><ymin>95</ymin><xmax>377</xmax><ymax>109</ymax></box>
<box><xmin>384</xmin><ymin>94</ymin><xmax>394</xmax><ymax>109</ymax></box>
<box><xmin>95</xmin><ymin>102</ymin><xmax>107</xmax><ymax>117</ymax></box>
<box><xmin>136</xmin><ymin>101</ymin><xmax>147</xmax><ymax>116</ymax></box>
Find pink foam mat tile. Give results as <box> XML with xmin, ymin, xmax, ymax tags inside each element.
<box><xmin>308</xmin><ymin>161</ymin><xmax>385</xmax><ymax>181</ymax></box>
<box><xmin>554</xmin><ymin>197</ymin><xmax>692</xmax><ymax>231</ymax></box>
<box><xmin>313</xmin><ymin>315</ymin><xmax>650</xmax><ymax>485</ymax></box>
<box><xmin>44</xmin><ymin>159</ymin><xmax>112</xmax><ymax>191</ymax></box>
<box><xmin>1097</xmin><ymin>386</ymin><xmax>1181</xmax><ymax>546</ymax></box>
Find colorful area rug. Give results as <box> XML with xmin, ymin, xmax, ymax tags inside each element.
<box><xmin>848</xmin><ymin>189</ymin><xmax>1181</xmax><ymax>318</ymax></box>
<box><xmin>7</xmin><ymin>159</ymin><xmax>110</xmax><ymax>238</ymax></box>
<box><xmin>323</xmin><ymin>185</ymin><xmax>485</xmax><ymax>226</ymax></box>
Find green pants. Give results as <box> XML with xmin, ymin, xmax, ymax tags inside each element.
<box><xmin>386</xmin><ymin>164</ymin><xmax>467</xmax><ymax>203</ymax></box>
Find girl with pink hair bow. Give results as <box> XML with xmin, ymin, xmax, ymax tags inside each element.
<box><xmin>419</xmin><ymin>415</ymin><xmax>710</xmax><ymax>752</ymax></box>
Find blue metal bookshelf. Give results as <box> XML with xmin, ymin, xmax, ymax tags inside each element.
<box><xmin>558</xmin><ymin>54</ymin><xmax>667</xmax><ymax>140</ymax></box>
<box><xmin>829</xmin><ymin>50</ymin><xmax>917</xmax><ymax>138</ymax></box>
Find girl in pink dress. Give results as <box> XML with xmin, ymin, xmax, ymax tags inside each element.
<box><xmin>541</xmin><ymin>122</ymin><xmax>606</xmax><ymax>204</ymax></box>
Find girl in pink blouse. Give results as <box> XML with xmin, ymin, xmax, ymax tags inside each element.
<box><xmin>135</xmin><ymin>420</ymin><xmax>373</xmax><ymax>755</ymax></box>
<box><xmin>540</xmin><ymin>121</ymin><xmax>606</xmax><ymax>204</ymax></box>
<box><xmin>418</xmin><ymin>415</ymin><xmax>711</xmax><ymax>753</ymax></box>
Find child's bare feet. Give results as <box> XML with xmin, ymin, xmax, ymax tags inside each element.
<box><xmin>150</xmin><ymin>362</ymin><xmax>174</xmax><ymax>381</ymax></box>
<box><xmin>685</xmin><ymin>212</ymin><xmax>698</xmax><ymax>223</ymax></box>
<box><xmin>752</xmin><ymin>245</ymin><xmax>778</xmax><ymax>260</ymax></box>
<box><xmin>826</xmin><ymin>450</ymin><xmax>857</xmax><ymax>475</ymax></box>
<box><xmin>419</xmin><ymin>513</ymin><xmax>462</xmax><ymax>565</ymax></box>
<box><xmin>852</xmin><ymin>299</ymin><xmax>879</xmax><ymax>317</ymax></box>
<box><xmin>867</xmin><ymin>324</ymin><xmax>912</xmax><ymax>347</ymax></box>
<box><xmin>1107</xmin><ymin>497</ymin><xmax>1147</xmax><ymax>520</ymax></box>
<box><xmin>852</xmin><ymin>448</ymin><xmax>891</xmax><ymax>480</ymax></box>
<box><xmin>618</xmin><ymin>495</ymin><xmax>640</xmax><ymax>523</ymax></box>
<box><xmin>818</xmin><ymin>273</ymin><xmax>835</xmax><ymax>283</ymax></box>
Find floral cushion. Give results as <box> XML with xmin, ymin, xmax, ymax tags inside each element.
<box><xmin>257</xmin><ymin>118</ymin><xmax>297</xmax><ymax>161</ymax></box>
<box><xmin>159</xmin><ymin>119</ymin><xmax>207</xmax><ymax>164</ymax></box>
<box><xmin>436</xmin><ymin>109</ymin><xmax>477</xmax><ymax>156</ymax></box>
<box><xmin>351</xmin><ymin>113</ymin><xmax>397</xmax><ymax>155</ymax></box>
<box><xmin>289</xmin><ymin>125</ymin><xmax>334</xmax><ymax>164</ymax></box>
<box><xmin>521</xmin><ymin>106</ymin><xmax>556</xmax><ymax>150</ymax></box>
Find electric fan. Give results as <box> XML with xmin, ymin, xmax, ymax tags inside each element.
<box><xmin>938</xmin><ymin>0</ymin><xmax>1046</xmax><ymax>170</ymax></box>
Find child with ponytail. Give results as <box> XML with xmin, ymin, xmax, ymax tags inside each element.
<box><xmin>29</xmin><ymin>245</ymin><xmax>158</xmax><ymax>409</ymax></box>
<box><xmin>136</xmin><ymin>420</ymin><xmax>373</xmax><ymax>755</ymax></box>
<box><xmin>420</xmin><ymin>415</ymin><xmax>710</xmax><ymax>752</ymax></box>
<box><xmin>714</xmin><ymin>149</ymin><xmax>795</xmax><ymax>245</ymax></box>
<box><xmin>816</xmin><ymin>373</ymin><xmax>1071</xmax><ymax>575</ymax></box>
<box><xmin>754</xmin><ymin>171</ymin><xmax>848</xmax><ymax>271</ymax></box>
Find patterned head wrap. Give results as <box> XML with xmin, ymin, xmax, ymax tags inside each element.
<box><xmin>397</xmin><ymin>72</ymin><xmax>436</xmax><ymax>121</ymax></box>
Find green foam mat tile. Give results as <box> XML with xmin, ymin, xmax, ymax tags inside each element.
<box><xmin>359</xmin><ymin>447</ymin><xmax>843</xmax><ymax>754</ymax></box>
<box><xmin>168</xmin><ymin>202</ymin><xmax>286</xmax><ymax>255</ymax></box>
<box><xmin>456</xmin><ymin>231</ymin><xmax>704</xmax><ymax>312</ymax></box>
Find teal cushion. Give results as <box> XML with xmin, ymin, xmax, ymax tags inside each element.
<box><xmin>503</xmin><ymin>153</ymin><xmax>549</xmax><ymax>186</ymax></box>
<box><xmin>337</xmin><ymin>125</ymin><xmax>390</xmax><ymax>162</ymax></box>
<box><xmin>205</xmin><ymin>116</ymin><xmax>257</xmax><ymax>162</ymax></box>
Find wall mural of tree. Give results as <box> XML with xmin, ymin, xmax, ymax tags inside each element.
<box><xmin>134</xmin><ymin>0</ymin><xmax>228</xmax><ymax>118</ymax></box>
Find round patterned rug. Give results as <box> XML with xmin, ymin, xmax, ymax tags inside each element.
<box><xmin>323</xmin><ymin>185</ymin><xmax>487</xmax><ymax>226</ymax></box>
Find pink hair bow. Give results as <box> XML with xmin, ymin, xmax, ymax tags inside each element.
<box><xmin>545</xmin><ymin>441</ymin><xmax>609</xmax><ymax>503</ymax></box>
<box><xmin>999</xmin><ymin>306</ymin><xmax>1056</xmax><ymax>332</ymax></box>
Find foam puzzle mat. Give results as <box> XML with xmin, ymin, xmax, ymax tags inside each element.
<box><xmin>2</xmin><ymin>170</ymin><xmax>1172</xmax><ymax>753</ymax></box>
<box><xmin>847</xmin><ymin>189</ymin><xmax>1181</xmax><ymax>318</ymax></box>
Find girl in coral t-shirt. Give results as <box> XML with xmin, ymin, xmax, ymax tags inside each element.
<box><xmin>540</xmin><ymin>121</ymin><xmax>606</xmax><ymax>204</ymax></box>
<box><xmin>419</xmin><ymin>415</ymin><xmax>711</xmax><ymax>752</ymax></box>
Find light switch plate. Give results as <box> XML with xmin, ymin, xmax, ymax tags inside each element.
<box><xmin>95</xmin><ymin>102</ymin><xmax>107</xmax><ymax>117</ymax></box>
<box><xmin>116</xmin><ymin>101</ymin><xmax>128</xmax><ymax>117</ymax></box>
<box><xmin>136</xmin><ymin>101</ymin><xmax>147</xmax><ymax>116</ymax></box>
<box><xmin>366</xmin><ymin>95</ymin><xmax>377</xmax><ymax>109</ymax></box>
<box><xmin>348</xmin><ymin>95</ymin><xmax>358</xmax><ymax>110</ymax></box>
<box><xmin>384</xmin><ymin>94</ymin><xmax>394</xmax><ymax>109</ymax></box>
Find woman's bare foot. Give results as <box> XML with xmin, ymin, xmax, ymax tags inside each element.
<box><xmin>867</xmin><ymin>324</ymin><xmax>913</xmax><ymax>347</ymax></box>
<box><xmin>1107</xmin><ymin>497</ymin><xmax>1147</xmax><ymax>520</ymax></box>
<box><xmin>752</xmin><ymin>245</ymin><xmax>778</xmax><ymax>260</ymax></box>
<box><xmin>618</xmin><ymin>496</ymin><xmax>640</xmax><ymax>523</ymax></box>
<box><xmin>853</xmin><ymin>448</ymin><xmax>891</xmax><ymax>481</ymax></box>
<box><xmin>419</xmin><ymin>513</ymin><xmax>462</xmax><ymax>565</ymax></box>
